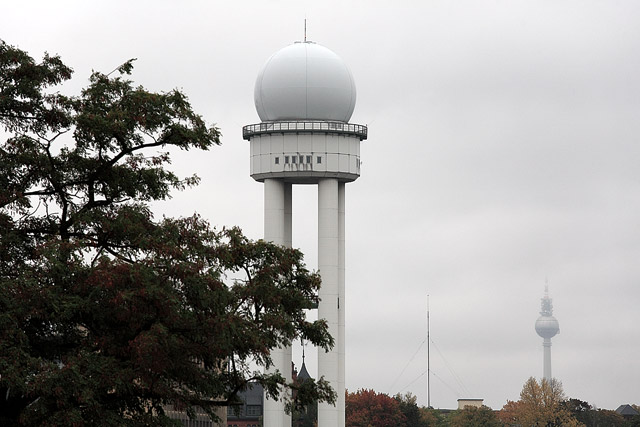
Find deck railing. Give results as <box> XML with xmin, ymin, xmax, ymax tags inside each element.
<box><xmin>243</xmin><ymin>121</ymin><xmax>367</xmax><ymax>140</ymax></box>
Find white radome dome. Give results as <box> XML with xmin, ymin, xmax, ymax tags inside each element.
<box><xmin>254</xmin><ymin>41</ymin><xmax>356</xmax><ymax>122</ymax></box>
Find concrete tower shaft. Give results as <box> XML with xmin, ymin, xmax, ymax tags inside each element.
<box><xmin>244</xmin><ymin>41</ymin><xmax>366</xmax><ymax>427</ymax></box>
<box><xmin>262</xmin><ymin>178</ymin><xmax>292</xmax><ymax>425</ymax></box>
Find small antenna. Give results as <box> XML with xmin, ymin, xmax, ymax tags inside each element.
<box><xmin>545</xmin><ymin>277</ymin><xmax>549</xmax><ymax>295</ymax></box>
<box><xmin>304</xmin><ymin>18</ymin><xmax>307</xmax><ymax>42</ymax></box>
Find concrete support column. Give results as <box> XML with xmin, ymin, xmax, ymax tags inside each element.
<box><xmin>338</xmin><ymin>182</ymin><xmax>346</xmax><ymax>427</ymax></box>
<box><xmin>543</xmin><ymin>338</ymin><xmax>552</xmax><ymax>383</ymax></box>
<box><xmin>282</xmin><ymin>182</ymin><xmax>292</xmax><ymax>426</ymax></box>
<box><xmin>263</xmin><ymin>179</ymin><xmax>292</xmax><ymax>427</ymax></box>
<box><xmin>264</xmin><ymin>179</ymin><xmax>286</xmax><ymax>246</ymax></box>
<box><xmin>318</xmin><ymin>178</ymin><xmax>340</xmax><ymax>427</ymax></box>
<box><xmin>284</xmin><ymin>183</ymin><xmax>292</xmax><ymax>248</ymax></box>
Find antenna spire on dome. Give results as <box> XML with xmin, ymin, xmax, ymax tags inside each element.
<box><xmin>304</xmin><ymin>18</ymin><xmax>307</xmax><ymax>42</ymax></box>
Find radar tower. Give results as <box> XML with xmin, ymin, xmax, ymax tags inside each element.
<box><xmin>244</xmin><ymin>41</ymin><xmax>366</xmax><ymax>427</ymax></box>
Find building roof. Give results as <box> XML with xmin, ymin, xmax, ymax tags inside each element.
<box><xmin>297</xmin><ymin>360</ymin><xmax>312</xmax><ymax>382</ymax></box>
<box><xmin>616</xmin><ymin>404</ymin><xmax>639</xmax><ymax>416</ymax></box>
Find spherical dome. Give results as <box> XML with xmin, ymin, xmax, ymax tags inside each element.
<box><xmin>535</xmin><ymin>316</ymin><xmax>560</xmax><ymax>339</ymax></box>
<box><xmin>254</xmin><ymin>41</ymin><xmax>356</xmax><ymax>122</ymax></box>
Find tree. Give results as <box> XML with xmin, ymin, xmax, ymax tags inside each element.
<box><xmin>498</xmin><ymin>377</ymin><xmax>581</xmax><ymax>426</ymax></box>
<box><xmin>394</xmin><ymin>392</ymin><xmax>431</xmax><ymax>427</ymax></box>
<box><xmin>346</xmin><ymin>389</ymin><xmax>407</xmax><ymax>427</ymax></box>
<box><xmin>0</xmin><ymin>40</ymin><xmax>335</xmax><ymax>426</ymax></box>
<box><xmin>418</xmin><ymin>407</ymin><xmax>446</xmax><ymax>427</ymax></box>
<box><xmin>499</xmin><ymin>399</ymin><xmax>526</xmax><ymax>426</ymax></box>
<box><xmin>449</xmin><ymin>405</ymin><xmax>500</xmax><ymax>427</ymax></box>
<box><xmin>561</xmin><ymin>399</ymin><xmax>631</xmax><ymax>427</ymax></box>
<box><xmin>292</xmin><ymin>398</ymin><xmax>317</xmax><ymax>427</ymax></box>
<box><xmin>562</xmin><ymin>399</ymin><xmax>592</xmax><ymax>425</ymax></box>
<box><xmin>593</xmin><ymin>410</ymin><xmax>626</xmax><ymax>427</ymax></box>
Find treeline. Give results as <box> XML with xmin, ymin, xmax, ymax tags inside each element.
<box><xmin>342</xmin><ymin>378</ymin><xmax>640</xmax><ymax>427</ymax></box>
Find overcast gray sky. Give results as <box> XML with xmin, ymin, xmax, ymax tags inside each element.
<box><xmin>4</xmin><ymin>0</ymin><xmax>640</xmax><ymax>410</ymax></box>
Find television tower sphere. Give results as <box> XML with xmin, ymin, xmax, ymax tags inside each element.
<box><xmin>535</xmin><ymin>315</ymin><xmax>560</xmax><ymax>339</ymax></box>
<box><xmin>254</xmin><ymin>41</ymin><xmax>356</xmax><ymax>122</ymax></box>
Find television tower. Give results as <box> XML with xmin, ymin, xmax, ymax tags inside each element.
<box><xmin>243</xmin><ymin>40</ymin><xmax>367</xmax><ymax>427</ymax></box>
<box><xmin>535</xmin><ymin>286</ymin><xmax>560</xmax><ymax>382</ymax></box>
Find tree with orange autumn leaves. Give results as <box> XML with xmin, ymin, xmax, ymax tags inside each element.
<box><xmin>0</xmin><ymin>40</ymin><xmax>334</xmax><ymax>426</ymax></box>
<box><xmin>499</xmin><ymin>377</ymin><xmax>582</xmax><ymax>426</ymax></box>
<box><xmin>345</xmin><ymin>389</ymin><xmax>407</xmax><ymax>426</ymax></box>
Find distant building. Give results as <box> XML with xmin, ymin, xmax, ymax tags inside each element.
<box><xmin>457</xmin><ymin>398</ymin><xmax>484</xmax><ymax>409</ymax></box>
<box><xmin>292</xmin><ymin>357</ymin><xmax>316</xmax><ymax>427</ymax></box>
<box><xmin>227</xmin><ymin>383</ymin><xmax>263</xmax><ymax>427</ymax></box>
<box><xmin>226</xmin><ymin>359</ymin><xmax>316</xmax><ymax>427</ymax></box>
<box><xmin>165</xmin><ymin>405</ymin><xmax>226</xmax><ymax>427</ymax></box>
<box><xmin>615</xmin><ymin>404</ymin><xmax>639</xmax><ymax>419</ymax></box>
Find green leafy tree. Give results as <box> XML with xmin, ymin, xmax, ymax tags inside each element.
<box><xmin>562</xmin><ymin>399</ymin><xmax>593</xmax><ymax>426</ymax></box>
<box><xmin>293</xmin><ymin>397</ymin><xmax>317</xmax><ymax>427</ymax></box>
<box><xmin>418</xmin><ymin>407</ymin><xmax>447</xmax><ymax>427</ymax></box>
<box><xmin>448</xmin><ymin>405</ymin><xmax>500</xmax><ymax>427</ymax></box>
<box><xmin>394</xmin><ymin>392</ymin><xmax>431</xmax><ymax>427</ymax></box>
<box><xmin>0</xmin><ymin>40</ymin><xmax>335</xmax><ymax>426</ymax></box>
<box><xmin>561</xmin><ymin>398</ymin><xmax>635</xmax><ymax>427</ymax></box>
<box><xmin>593</xmin><ymin>409</ymin><xmax>626</xmax><ymax>427</ymax></box>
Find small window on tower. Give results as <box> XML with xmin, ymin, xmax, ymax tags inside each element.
<box><xmin>275</xmin><ymin>157</ymin><xmax>280</xmax><ymax>164</ymax></box>
<box><xmin>292</xmin><ymin>156</ymin><xmax>297</xmax><ymax>164</ymax></box>
<box><xmin>317</xmin><ymin>156</ymin><xmax>322</xmax><ymax>164</ymax></box>
<box><xmin>306</xmin><ymin>155</ymin><xmax>312</xmax><ymax>164</ymax></box>
<box><xmin>284</xmin><ymin>156</ymin><xmax>289</xmax><ymax>164</ymax></box>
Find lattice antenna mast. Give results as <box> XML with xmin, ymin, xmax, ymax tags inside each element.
<box><xmin>427</xmin><ymin>295</ymin><xmax>431</xmax><ymax>408</ymax></box>
<box><xmin>540</xmin><ymin>285</ymin><xmax>553</xmax><ymax>316</ymax></box>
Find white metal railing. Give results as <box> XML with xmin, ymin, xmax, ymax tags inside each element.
<box><xmin>243</xmin><ymin>121</ymin><xmax>368</xmax><ymax>140</ymax></box>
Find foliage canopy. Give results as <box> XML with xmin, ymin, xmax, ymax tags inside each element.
<box><xmin>0</xmin><ymin>40</ymin><xmax>334</xmax><ymax>426</ymax></box>
<box><xmin>448</xmin><ymin>405</ymin><xmax>501</xmax><ymax>427</ymax></box>
<box><xmin>499</xmin><ymin>377</ymin><xmax>580</xmax><ymax>427</ymax></box>
<box><xmin>345</xmin><ymin>389</ymin><xmax>407</xmax><ymax>427</ymax></box>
